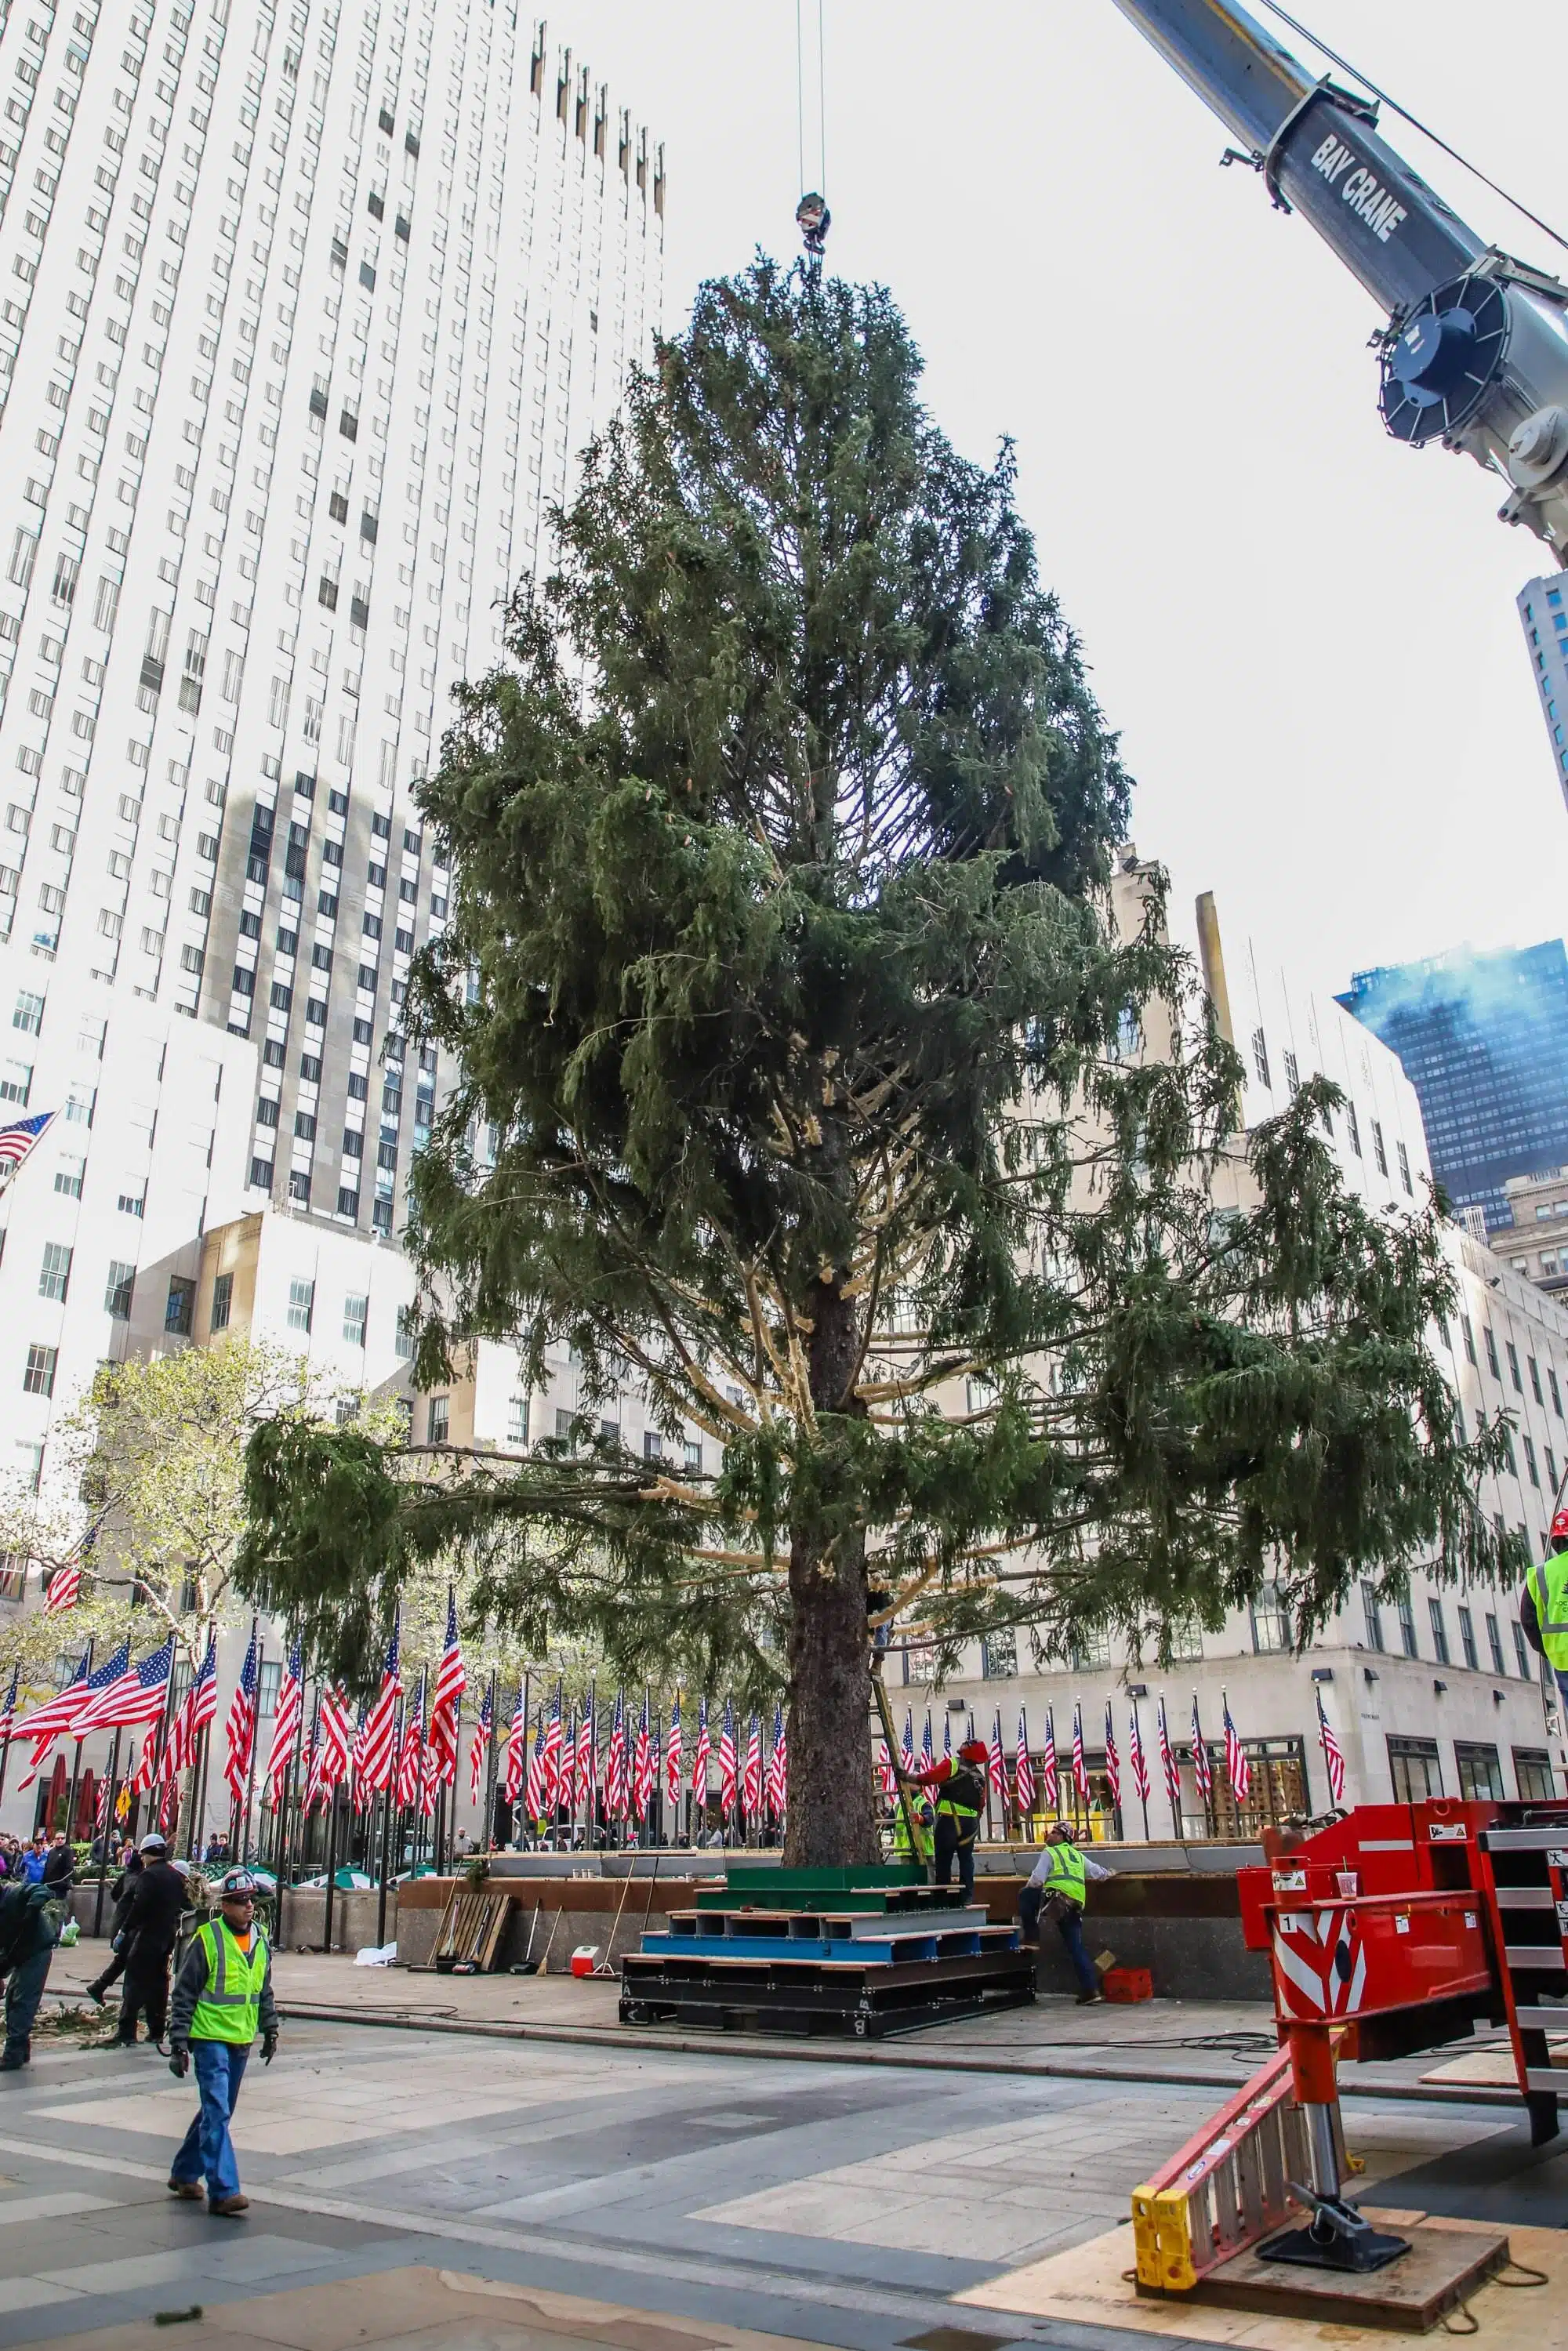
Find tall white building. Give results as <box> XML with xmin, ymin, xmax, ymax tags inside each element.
<box><xmin>1516</xmin><ymin>572</ymin><xmax>1568</xmax><ymax>812</ymax></box>
<box><xmin>0</xmin><ymin>2</ymin><xmax>662</xmax><ymax>1234</ymax></box>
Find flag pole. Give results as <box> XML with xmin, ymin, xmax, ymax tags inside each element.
<box><xmin>481</xmin><ymin>1668</ymin><xmax>498</xmax><ymax>1851</ymax></box>
<box><xmin>240</xmin><ymin>1638</ymin><xmax>267</xmax><ymax>1865</ymax></box>
<box><xmin>229</xmin><ymin>1614</ymin><xmax>258</xmax><ymax>1856</ymax></box>
<box><xmin>374</xmin><ymin>1696</ymin><xmax>397</xmax><ymax>1950</ymax></box>
<box><xmin>278</xmin><ymin>1648</ymin><xmax>308</xmax><ymax>1894</ymax></box>
<box><xmin>92</xmin><ymin>1723</ymin><xmax>122</xmax><ymax>1936</ymax></box>
<box><xmin>63</xmin><ymin>1634</ymin><xmax>95</xmax><ymax>1850</ymax></box>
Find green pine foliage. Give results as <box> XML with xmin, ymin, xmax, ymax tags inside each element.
<box><xmin>238</xmin><ymin>262</ymin><xmax>1517</xmax><ymax>1863</ymax></box>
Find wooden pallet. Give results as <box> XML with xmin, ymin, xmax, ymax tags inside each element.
<box><xmin>620</xmin><ymin>1943</ymin><xmax>1036</xmax><ymax>2039</ymax></box>
<box><xmin>432</xmin><ymin>1885</ymin><xmax>511</xmax><ymax>1972</ymax></box>
<box><xmin>674</xmin><ymin>1903</ymin><xmax>990</xmax><ymax>1939</ymax></box>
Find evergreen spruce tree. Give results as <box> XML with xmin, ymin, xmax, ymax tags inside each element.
<box><xmin>238</xmin><ymin>260</ymin><xmax>1515</xmax><ymax>1867</ymax></box>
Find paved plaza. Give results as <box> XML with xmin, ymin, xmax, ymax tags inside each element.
<box><xmin>0</xmin><ymin>1970</ymin><xmax>1559</xmax><ymax>2351</ymax></box>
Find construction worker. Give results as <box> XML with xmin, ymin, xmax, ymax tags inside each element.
<box><xmin>165</xmin><ymin>1867</ymin><xmax>278</xmax><ymax>2216</ymax></box>
<box><xmin>890</xmin><ymin>1790</ymin><xmax>933</xmax><ymax>1862</ymax></box>
<box><xmin>1020</xmin><ymin>1821</ymin><xmax>1112</xmax><ymax>2004</ymax></box>
<box><xmin>1522</xmin><ymin>1505</ymin><xmax>1568</xmax><ymax>1706</ymax></box>
<box><xmin>901</xmin><ymin>1738</ymin><xmax>989</xmax><ymax>1897</ymax></box>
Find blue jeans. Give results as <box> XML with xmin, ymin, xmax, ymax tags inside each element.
<box><xmin>170</xmin><ymin>2041</ymin><xmax>249</xmax><ymax>2201</ymax></box>
<box><xmin>3</xmin><ymin>1946</ymin><xmax>53</xmax><ymax>2061</ymax></box>
<box><xmin>1019</xmin><ymin>1885</ymin><xmax>1098</xmax><ymax>1996</ymax></box>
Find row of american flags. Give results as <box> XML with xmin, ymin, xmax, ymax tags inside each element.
<box><xmin>879</xmin><ymin>1689</ymin><xmax>1346</xmax><ymax>1819</ymax></box>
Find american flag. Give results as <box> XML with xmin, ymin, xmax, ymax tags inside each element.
<box><xmin>1129</xmin><ymin>1703</ymin><xmax>1150</xmax><ymax>1804</ymax></box>
<box><xmin>717</xmin><ymin>1698</ymin><xmax>738</xmax><ymax>1817</ymax></box>
<box><xmin>921</xmin><ymin>1712</ymin><xmax>935</xmax><ymax>1772</ymax></box>
<box><xmin>539</xmin><ymin>1682</ymin><xmax>564</xmax><ymax>1816</ymax></box>
<box><xmin>222</xmin><ymin>1631</ymin><xmax>260</xmax><ymax>1808</ymax></box>
<box><xmin>350</xmin><ymin>1703</ymin><xmax>370</xmax><ymax>1812</ymax></box>
<box><xmin>1014</xmin><ymin>1707</ymin><xmax>1036</xmax><ymax>1813</ymax></box>
<box><xmin>1157</xmin><ymin>1695</ymin><xmax>1181</xmax><ymax>1823</ymax></box>
<box><xmin>360</xmin><ymin>1613</ymin><xmax>403</xmax><ymax>1793</ymax></box>
<box><xmin>576</xmin><ymin>1688</ymin><xmax>595</xmax><ymax>1816</ymax></box>
<box><xmin>301</xmin><ymin>1702</ymin><xmax>325</xmax><ymax>1813</ymax></box>
<box><xmin>428</xmin><ymin>1590</ymin><xmax>466</xmax><ymax>1787</ymax></box>
<box><xmin>630</xmin><ymin>1693</ymin><xmax>653</xmax><ymax>1815</ymax></box>
<box><xmin>129</xmin><ymin>1727</ymin><xmax>158</xmax><ymax>1797</ymax></box>
<box><xmin>0</xmin><ymin>1662</ymin><xmax>16</xmax><ymax>1747</ymax></box>
<box><xmin>1040</xmin><ymin>1705</ymin><xmax>1058</xmax><ymax>1809</ymax></box>
<box><xmin>320</xmin><ymin>1684</ymin><xmax>354</xmax><ymax>1793</ymax></box>
<box><xmin>1315</xmin><ymin>1684</ymin><xmax>1346</xmax><ymax>1805</ymax></box>
<box><xmin>1071</xmin><ymin>1700</ymin><xmax>1088</xmax><ymax>1799</ymax></box>
<box><xmin>900</xmin><ymin>1710</ymin><xmax>916</xmax><ymax>1775</ymax></box>
<box><xmin>467</xmin><ymin>1676</ymin><xmax>493</xmax><ymax>1805</ymax></box>
<box><xmin>1222</xmin><ymin>1692</ymin><xmax>1250</xmax><ymax>1804</ymax></box>
<box><xmin>78</xmin><ymin>1631</ymin><xmax>174</xmax><ymax>1735</ymax></box>
<box><xmin>263</xmin><ymin>1640</ymin><xmax>304</xmax><ymax>1798</ymax></box>
<box><xmin>44</xmin><ymin>1562</ymin><xmax>80</xmax><ymax>1615</ymax></box>
<box><xmin>18</xmin><ymin>1648</ymin><xmax>100</xmax><ymax>1786</ymax></box>
<box><xmin>604</xmin><ymin>1688</ymin><xmax>628</xmax><ymax>1819</ymax></box>
<box><xmin>877</xmin><ymin>1735</ymin><xmax>898</xmax><ymax>1798</ymax></box>
<box><xmin>158</xmin><ymin>1765</ymin><xmax>178</xmax><ymax>1834</ymax></box>
<box><xmin>666</xmin><ymin>1695</ymin><xmax>683</xmax><ymax>1807</ymax></box>
<box><xmin>0</xmin><ymin>1108</ymin><xmax>55</xmax><ymax>1171</ymax></box>
<box><xmin>650</xmin><ymin>1709</ymin><xmax>662</xmax><ymax>1822</ymax></box>
<box><xmin>942</xmin><ymin>1711</ymin><xmax>952</xmax><ymax>1764</ymax></box>
<box><xmin>95</xmin><ymin>1769</ymin><xmax>112</xmax><ymax>1834</ymax></box>
<box><xmin>1191</xmin><ymin>1693</ymin><xmax>1214</xmax><ymax>1801</ymax></box>
<box><xmin>690</xmin><ymin>1695</ymin><xmax>710</xmax><ymax>1797</ymax></box>
<box><xmin>418</xmin><ymin>1709</ymin><xmax>439</xmax><ymax>1818</ymax></box>
<box><xmin>524</xmin><ymin>1703</ymin><xmax>546</xmax><ymax>1819</ymax></box>
<box><xmin>742</xmin><ymin>1711</ymin><xmax>762</xmax><ymax>1820</ymax></box>
<box><xmin>560</xmin><ymin>1704</ymin><xmax>578</xmax><ymax>1813</ymax></box>
<box><xmin>987</xmin><ymin>1711</ymin><xmax>1007</xmax><ymax>1805</ymax></box>
<box><xmin>766</xmin><ymin>1703</ymin><xmax>787</xmax><ymax>1816</ymax></box>
<box><xmin>503</xmin><ymin>1682</ymin><xmax>527</xmax><ymax>1805</ymax></box>
<box><xmin>170</xmin><ymin>1634</ymin><xmax>218</xmax><ymax>1776</ymax></box>
<box><xmin>1103</xmin><ymin>1700</ymin><xmax>1121</xmax><ymax>1808</ymax></box>
<box><xmin>397</xmin><ymin>1667</ymin><xmax>427</xmax><ymax>1809</ymax></box>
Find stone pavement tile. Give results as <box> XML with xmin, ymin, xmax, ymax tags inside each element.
<box><xmin>0</xmin><ymin>2190</ymin><xmax>118</xmax><ymax>2224</ymax></box>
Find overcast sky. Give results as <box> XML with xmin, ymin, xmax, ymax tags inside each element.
<box><xmin>560</xmin><ymin>2</ymin><xmax>1566</xmax><ymax>999</ymax></box>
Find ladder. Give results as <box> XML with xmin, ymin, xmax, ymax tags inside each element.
<box><xmin>1475</xmin><ymin>1818</ymin><xmax>1568</xmax><ymax>2146</ymax></box>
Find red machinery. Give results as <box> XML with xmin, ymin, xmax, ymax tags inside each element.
<box><xmin>1232</xmin><ymin>1794</ymin><xmax>1568</xmax><ymax>2272</ymax></box>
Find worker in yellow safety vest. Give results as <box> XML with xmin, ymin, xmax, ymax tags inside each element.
<box><xmin>165</xmin><ymin>1868</ymin><xmax>280</xmax><ymax>2216</ymax></box>
<box><xmin>1523</xmin><ymin>1504</ymin><xmax>1568</xmax><ymax>1707</ymax></box>
<box><xmin>1019</xmin><ymin>1821</ymin><xmax>1112</xmax><ymax>2004</ymax></box>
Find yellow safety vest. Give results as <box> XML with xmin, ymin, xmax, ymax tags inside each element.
<box><xmin>189</xmin><ymin>1919</ymin><xmax>268</xmax><ymax>2045</ymax></box>
<box><xmin>1040</xmin><ymin>1841</ymin><xmax>1087</xmax><ymax>1905</ymax></box>
<box><xmin>1529</xmin><ymin>1548</ymin><xmax>1568</xmax><ymax>1671</ymax></box>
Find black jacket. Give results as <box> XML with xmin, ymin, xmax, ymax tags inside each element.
<box><xmin>108</xmin><ymin>1856</ymin><xmax>143</xmax><ymax>1936</ymax></box>
<box><xmin>120</xmin><ymin>1859</ymin><xmax>190</xmax><ymax>1950</ymax></box>
<box><xmin>0</xmin><ymin>1882</ymin><xmax>63</xmax><ymax>1971</ymax></box>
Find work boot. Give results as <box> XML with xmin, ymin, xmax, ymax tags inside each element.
<box><xmin>0</xmin><ymin>2047</ymin><xmax>25</xmax><ymax>2070</ymax></box>
<box><xmin>1075</xmin><ymin>1987</ymin><xmax>1105</xmax><ymax>2006</ymax></box>
<box><xmin>166</xmin><ymin>2180</ymin><xmax>204</xmax><ymax>2201</ymax></box>
<box><xmin>85</xmin><ymin>1983</ymin><xmax>106</xmax><ymax>2008</ymax></box>
<box><xmin>208</xmin><ymin>2193</ymin><xmax>249</xmax><ymax>2217</ymax></box>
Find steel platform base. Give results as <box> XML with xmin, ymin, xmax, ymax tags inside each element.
<box><xmin>620</xmin><ymin>1945</ymin><xmax>1036</xmax><ymax>2041</ymax></box>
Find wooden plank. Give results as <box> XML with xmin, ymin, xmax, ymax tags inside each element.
<box><xmin>1154</xmin><ymin>2222</ymin><xmax>1510</xmax><ymax>2333</ymax></box>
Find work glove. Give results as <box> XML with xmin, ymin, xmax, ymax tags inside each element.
<box><xmin>261</xmin><ymin>2030</ymin><xmax>278</xmax><ymax>2066</ymax></box>
<box><xmin>168</xmin><ymin>2042</ymin><xmax>190</xmax><ymax>2080</ymax></box>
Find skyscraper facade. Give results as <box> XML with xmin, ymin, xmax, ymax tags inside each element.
<box><xmin>1338</xmin><ymin>942</ymin><xmax>1568</xmax><ymax>1231</ymax></box>
<box><xmin>0</xmin><ymin>2</ymin><xmax>662</xmax><ymax>1234</ymax></box>
<box><xmin>1517</xmin><ymin>574</ymin><xmax>1568</xmax><ymax>813</ymax></box>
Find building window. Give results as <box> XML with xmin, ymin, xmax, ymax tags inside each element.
<box><xmin>1453</xmin><ymin>1741</ymin><xmax>1504</xmax><ymax>1801</ymax></box>
<box><xmin>1457</xmin><ymin>1605</ymin><xmax>1479</xmax><ymax>1670</ymax></box>
<box><xmin>1552</xmin><ymin>1367</ymin><xmax>1563</xmax><ymax>1417</ymax></box>
<box><xmin>980</xmin><ymin>1629</ymin><xmax>1018</xmax><ymax>1679</ymax></box>
<box><xmin>209</xmin><ymin>1271</ymin><xmax>233</xmax><ymax>1333</ymax></box>
<box><xmin>53</xmin><ymin>1156</ymin><xmax>84</xmax><ymax>1199</ymax></box>
<box><xmin>1397</xmin><ymin>1596</ymin><xmax>1418</xmax><ymax>1658</ymax></box>
<box><xmin>12</xmin><ymin>990</ymin><xmax>43</xmax><ymax>1036</ymax></box>
<box><xmin>1461</xmin><ymin>1316</ymin><xmax>1476</xmax><ymax>1366</ymax></box>
<box><xmin>1069</xmin><ymin>1627</ymin><xmax>1112</xmax><ymax>1670</ymax></box>
<box><xmin>0</xmin><ymin>1058</ymin><xmax>32</xmax><ymax>1105</ymax></box>
<box><xmin>1167</xmin><ymin>1617</ymin><xmax>1204</xmax><ymax>1661</ymax></box>
<box><xmin>0</xmin><ymin>1554</ymin><xmax>24</xmax><ymax>1603</ymax></box>
<box><xmin>38</xmin><ymin>1241</ymin><xmax>71</xmax><ymax>1302</ymax></box>
<box><xmin>1513</xmin><ymin>1747</ymin><xmax>1557</xmax><ymax>1799</ymax></box>
<box><xmin>22</xmin><ymin>1342</ymin><xmax>56</xmax><ymax>1396</ymax></box>
<box><xmin>426</xmin><ymin>1394</ymin><xmax>448</xmax><ymax>1443</ymax></box>
<box><xmin>1529</xmin><ymin>1355</ymin><xmax>1544</xmax><ymax>1405</ymax></box>
<box><xmin>394</xmin><ymin>1307</ymin><xmax>414</xmax><ymax>1361</ymax></box>
<box><xmin>1387</xmin><ymin>1734</ymin><xmax>1443</xmax><ymax>1801</ymax></box>
<box><xmin>1371</xmin><ymin>1119</ymin><xmax>1388</xmax><ymax>1176</ymax></box>
<box><xmin>643</xmin><ymin>1429</ymin><xmax>663</xmax><ymax>1460</ymax></box>
<box><xmin>1345</xmin><ymin>1102</ymin><xmax>1361</xmax><ymax>1156</ymax></box>
<box><xmin>1507</xmin><ymin>1341</ymin><xmax>1523</xmax><ymax>1393</ymax></box>
<box><xmin>343</xmin><ymin>1293</ymin><xmax>368</xmax><ymax>1347</ymax></box>
<box><xmin>1250</xmin><ymin>1028</ymin><xmax>1270</xmax><ymax>1088</ymax></box>
<box><xmin>683</xmin><ymin>1437</ymin><xmax>702</xmax><ymax>1474</ymax></box>
<box><xmin>164</xmin><ymin>1277</ymin><xmax>194</xmax><ymax>1337</ymax></box>
<box><xmin>1396</xmin><ymin>1141</ymin><xmax>1412</xmax><ymax>1194</ymax></box>
<box><xmin>1282</xmin><ymin>1049</ymin><xmax>1298</xmax><ymax>1094</ymax></box>
<box><xmin>1250</xmin><ymin>1583</ymin><xmax>1291</xmax><ymax>1654</ymax></box>
<box><xmin>1486</xmin><ymin>1613</ymin><xmax>1505</xmax><ymax>1674</ymax></box>
<box><xmin>507</xmin><ymin>1395</ymin><xmax>528</xmax><ymax>1446</ymax></box>
<box><xmin>286</xmin><ymin>1278</ymin><xmax>314</xmax><ymax>1333</ymax></box>
<box><xmin>1428</xmin><ymin>1596</ymin><xmax>1450</xmax><ymax>1665</ymax></box>
<box><xmin>104</xmin><ymin>1260</ymin><xmax>135</xmax><ymax>1321</ymax></box>
<box><xmin>1484</xmin><ymin>1326</ymin><xmax>1501</xmax><ymax>1380</ymax></box>
<box><xmin>1361</xmin><ymin>1583</ymin><xmax>1385</xmax><ymax>1652</ymax></box>
<box><xmin>1514</xmin><ymin>1620</ymin><xmax>1531</xmax><ymax>1677</ymax></box>
<box><xmin>1525</xmin><ymin>1434</ymin><xmax>1540</xmax><ymax>1487</ymax></box>
<box><xmin>257</xmin><ymin>1658</ymin><xmax>281</xmax><ymax>1722</ymax></box>
<box><xmin>555</xmin><ymin>1407</ymin><xmax>575</xmax><ymax>1443</ymax></box>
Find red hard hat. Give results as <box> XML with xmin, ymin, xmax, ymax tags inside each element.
<box><xmin>958</xmin><ymin>1739</ymin><xmax>989</xmax><ymax>1765</ymax></box>
<box><xmin>1552</xmin><ymin>1505</ymin><xmax>1568</xmax><ymax>1545</ymax></box>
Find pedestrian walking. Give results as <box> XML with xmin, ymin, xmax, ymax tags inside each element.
<box><xmin>0</xmin><ymin>1872</ymin><xmax>67</xmax><ymax>2067</ymax></box>
<box><xmin>84</xmin><ymin>1841</ymin><xmax>141</xmax><ymax>2010</ymax></box>
<box><xmin>1019</xmin><ymin>1820</ymin><xmax>1112</xmax><ymax>2004</ymax></box>
<box><xmin>103</xmin><ymin>1833</ymin><xmax>189</xmax><ymax>2051</ymax></box>
<box><xmin>166</xmin><ymin>1868</ymin><xmax>278</xmax><ymax>2215</ymax></box>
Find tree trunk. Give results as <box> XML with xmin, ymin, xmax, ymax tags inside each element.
<box><xmin>782</xmin><ymin>1275</ymin><xmax>880</xmax><ymax>1869</ymax></box>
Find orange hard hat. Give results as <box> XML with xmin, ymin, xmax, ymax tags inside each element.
<box><xmin>958</xmin><ymin>1739</ymin><xmax>989</xmax><ymax>1765</ymax></box>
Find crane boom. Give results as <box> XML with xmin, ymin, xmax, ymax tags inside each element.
<box><xmin>1112</xmin><ymin>0</ymin><xmax>1568</xmax><ymax>561</ymax></box>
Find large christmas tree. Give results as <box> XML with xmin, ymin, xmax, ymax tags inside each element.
<box><xmin>239</xmin><ymin>260</ymin><xmax>1512</xmax><ymax>1865</ymax></box>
